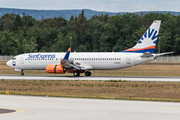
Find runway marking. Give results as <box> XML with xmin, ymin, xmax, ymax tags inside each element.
<box><xmin>0</xmin><ymin>107</ymin><xmax>24</xmax><ymax>115</ymax></box>
<box><xmin>0</xmin><ymin>98</ymin><xmax>180</xmax><ymax>110</ymax></box>
<box><xmin>148</xmin><ymin>106</ymin><xmax>180</xmax><ymax>109</ymax></box>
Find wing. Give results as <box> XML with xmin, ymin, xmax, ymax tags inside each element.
<box><xmin>60</xmin><ymin>48</ymin><xmax>93</xmax><ymax>71</ymax></box>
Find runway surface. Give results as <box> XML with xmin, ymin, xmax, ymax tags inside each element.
<box><xmin>1</xmin><ymin>75</ymin><xmax>180</xmax><ymax>82</ymax></box>
<box><xmin>1</xmin><ymin>95</ymin><xmax>180</xmax><ymax>120</ymax></box>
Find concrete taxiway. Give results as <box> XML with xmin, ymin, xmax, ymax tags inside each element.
<box><xmin>0</xmin><ymin>75</ymin><xmax>180</xmax><ymax>82</ymax></box>
<box><xmin>0</xmin><ymin>95</ymin><xmax>180</xmax><ymax>120</ymax></box>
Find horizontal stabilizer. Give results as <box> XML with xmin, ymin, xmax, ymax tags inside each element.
<box><xmin>155</xmin><ymin>52</ymin><xmax>174</xmax><ymax>57</ymax></box>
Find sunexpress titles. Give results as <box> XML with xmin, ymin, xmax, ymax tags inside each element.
<box><xmin>28</xmin><ymin>54</ymin><xmax>56</xmax><ymax>59</ymax></box>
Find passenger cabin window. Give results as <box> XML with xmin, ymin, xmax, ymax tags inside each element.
<box><xmin>12</xmin><ymin>58</ymin><xmax>16</xmax><ymax>60</ymax></box>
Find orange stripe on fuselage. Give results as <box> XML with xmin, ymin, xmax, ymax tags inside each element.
<box><xmin>125</xmin><ymin>46</ymin><xmax>155</xmax><ymax>51</ymax></box>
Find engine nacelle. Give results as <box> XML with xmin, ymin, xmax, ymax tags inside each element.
<box><xmin>46</xmin><ymin>65</ymin><xmax>66</xmax><ymax>74</ymax></box>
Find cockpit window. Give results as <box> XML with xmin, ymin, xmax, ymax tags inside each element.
<box><xmin>12</xmin><ymin>58</ymin><xmax>16</xmax><ymax>60</ymax></box>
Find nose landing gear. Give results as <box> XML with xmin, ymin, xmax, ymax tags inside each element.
<box><xmin>20</xmin><ymin>70</ymin><xmax>24</xmax><ymax>76</ymax></box>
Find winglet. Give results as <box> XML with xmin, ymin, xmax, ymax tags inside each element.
<box><xmin>68</xmin><ymin>48</ymin><xmax>71</xmax><ymax>52</ymax></box>
<box><xmin>63</xmin><ymin>48</ymin><xmax>71</xmax><ymax>60</ymax></box>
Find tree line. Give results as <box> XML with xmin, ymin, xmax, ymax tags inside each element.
<box><xmin>0</xmin><ymin>11</ymin><xmax>180</xmax><ymax>55</ymax></box>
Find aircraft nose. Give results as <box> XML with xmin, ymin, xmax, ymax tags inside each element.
<box><xmin>6</xmin><ymin>60</ymin><xmax>11</xmax><ymax>67</ymax></box>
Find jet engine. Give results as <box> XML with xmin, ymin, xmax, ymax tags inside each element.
<box><xmin>46</xmin><ymin>65</ymin><xmax>66</xmax><ymax>74</ymax></box>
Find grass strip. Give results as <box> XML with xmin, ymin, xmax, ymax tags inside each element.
<box><xmin>1</xmin><ymin>80</ymin><xmax>180</xmax><ymax>102</ymax></box>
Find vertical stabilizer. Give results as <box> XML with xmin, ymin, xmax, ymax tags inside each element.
<box><xmin>121</xmin><ymin>20</ymin><xmax>161</xmax><ymax>53</ymax></box>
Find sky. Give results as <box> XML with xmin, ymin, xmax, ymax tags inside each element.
<box><xmin>0</xmin><ymin>0</ymin><xmax>180</xmax><ymax>12</ymax></box>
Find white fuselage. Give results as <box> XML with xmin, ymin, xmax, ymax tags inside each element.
<box><xmin>6</xmin><ymin>52</ymin><xmax>154</xmax><ymax>70</ymax></box>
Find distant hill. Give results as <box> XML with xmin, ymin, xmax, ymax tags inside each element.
<box><xmin>0</xmin><ymin>8</ymin><xmax>180</xmax><ymax>20</ymax></box>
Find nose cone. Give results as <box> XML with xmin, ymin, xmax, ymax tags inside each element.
<box><xmin>6</xmin><ymin>60</ymin><xmax>11</xmax><ymax>67</ymax></box>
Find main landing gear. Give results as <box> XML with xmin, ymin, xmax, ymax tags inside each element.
<box><xmin>85</xmin><ymin>71</ymin><xmax>91</xmax><ymax>76</ymax></box>
<box><xmin>73</xmin><ymin>71</ymin><xmax>80</xmax><ymax>77</ymax></box>
<box><xmin>20</xmin><ymin>70</ymin><xmax>24</xmax><ymax>76</ymax></box>
<box><xmin>73</xmin><ymin>71</ymin><xmax>91</xmax><ymax>77</ymax></box>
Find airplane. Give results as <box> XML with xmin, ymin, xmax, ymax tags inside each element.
<box><xmin>6</xmin><ymin>20</ymin><xmax>172</xmax><ymax>77</ymax></box>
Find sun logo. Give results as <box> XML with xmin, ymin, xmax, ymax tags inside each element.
<box><xmin>12</xmin><ymin>61</ymin><xmax>16</xmax><ymax>66</ymax></box>
<box><xmin>138</xmin><ymin>28</ymin><xmax>158</xmax><ymax>44</ymax></box>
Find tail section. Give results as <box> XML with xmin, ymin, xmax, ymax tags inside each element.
<box><xmin>121</xmin><ymin>20</ymin><xmax>161</xmax><ymax>54</ymax></box>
